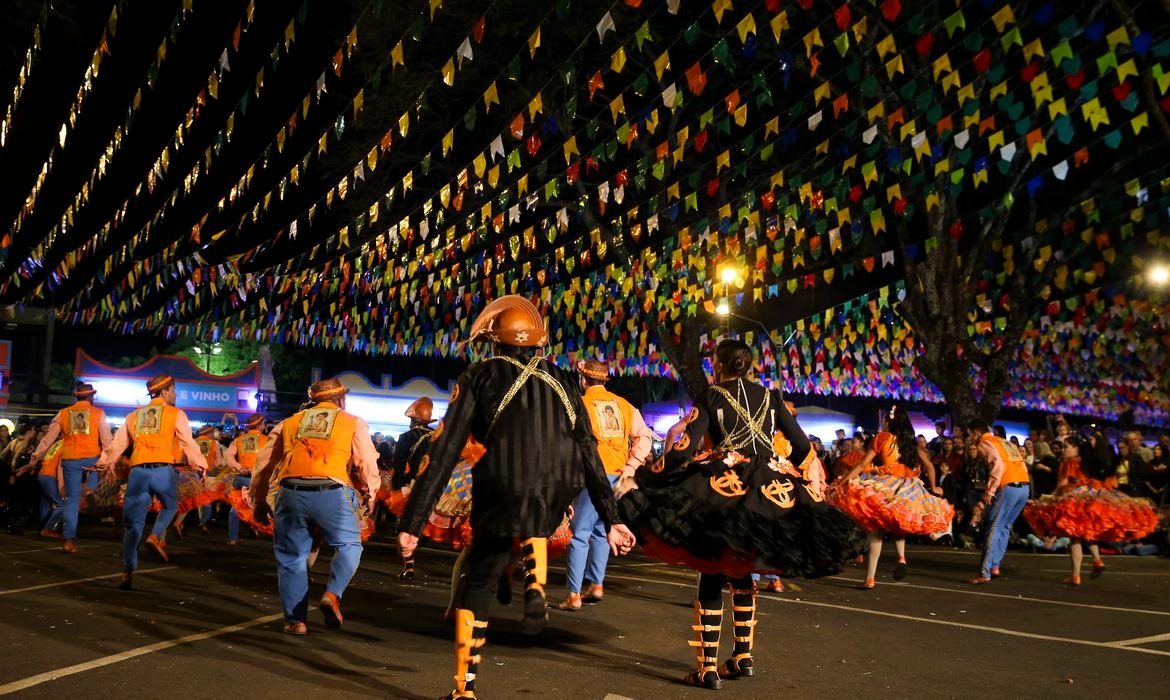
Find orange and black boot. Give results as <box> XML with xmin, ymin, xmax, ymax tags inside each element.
<box><xmin>399</xmin><ymin>555</ymin><xmax>415</xmax><ymax>580</ymax></box>
<box><xmin>684</xmin><ymin>600</ymin><xmax>723</xmax><ymax>690</ymax></box>
<box><xmin>443</xmin><ymin>608</ymin><xmax>488</xmax><ymax>699</ymax></box>
<box><xmin>719</xmin><ymin>583</ymin><xmax>757</xmax><ymax>679</ymax></box>
<box><xmin>520</xmin><ymin>537</ymin><xmax>548</xmax><ymax>635</ymax></box>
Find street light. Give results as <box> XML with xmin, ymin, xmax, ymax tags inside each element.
<box><xmin>715</xmin><ymin>301</ymin><xmax>730</xmax><ymax>316</ymax></box>
<box><xmin>193</xmin><ymin>341</ymin><xmax>222</xmax><ymax>373</ymax></box>
<box><xmin>719</xmin><ymin>265</ymin><xmax>738</xmax><ymax>285</ymax></box>
<box><xmin>1149</xmin><ymin>262</ymin><xmax>1170</xmax><ymax>286</ymax></box>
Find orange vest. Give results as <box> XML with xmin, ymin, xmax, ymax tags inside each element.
<box><xmin>56</xmin><ymin>401</ymin><xmax>104</xmax><ymax>460</ymax></box>
<box><xmin>582</xmin><ymin>386</ymin><xmax>638</xmax><ymax>475</ymax></box>
<box><xmin>126</xmin><ymin>398</ymin><xmax>183</xmax><ymax>466</ymax></box>
<box><xmin>981</xmin><ymin>434</ymin><xmax>1030</xmax><ymax>484</ymax></box>
<box><xmin>41</xmin><ymin>440</ymin><xmax>64</xmax><ymax>479</ymax></box>
<box><xmin>196</xmin><ymin>436</ymin><xmax>220</xmax><ymax>468</ymax></box>
<box><xmin>233</xmin><ymin>430</ymin><xmax>268</xmax><ymax>472</ymax></box>
<box><xmin>278</xmin><ymin>403</ymin><xmax>357</xmax><ymax>483</ymax></box>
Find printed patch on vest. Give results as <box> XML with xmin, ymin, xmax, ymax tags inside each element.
<box><xmin>135</xmin><ymin>406</ymin><xmax>164</xmax><ymax>436</ymax></box>
<box><xmin>1002</xmin><ymin>439</ymin><xmax>1023</xmax><ymax>462</ymax></box>
<box><xmin>198</xmin><ymin>439</ymin><xmax>213</xmax><ymax>456</ymax></box>
<box><xmin>68</xmin><ymin>408</ymin><xmax>92</xmax><ymax>435</ymax></box>
<box><xmin>592</xmin><ymin>398</ymin><xmax>624</xmax><ymax>438</ymax></box>
<box><xmin>240</xmin><ymin>435</ymin><xmax>259</xmax><ymax>454</ymax></box>
<box><xmin>296</xmin><ymin>408</ymin><xmax>339</xmax><ymax>440</ymax></box>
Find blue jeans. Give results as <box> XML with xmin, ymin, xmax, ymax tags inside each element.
<box><xmin>122</xmin><ymin>465</ymin><xmax>178</xmax><ymax>572</ymax></box>
<box><xmin>227</xmin><ymin>475</ymin><xmax>251</xmax><ymax>540</ymax></box>
<box><xmin>565</xmin><ymin>474</ymin><xmax>620</xmax><ymax>593</ymax></box>
<box><xmin>980</xmin><ymin>483</ymin><xmax>1030</xmax><ymax>577</ymax></box>
<box><xmin>60</xmin><ymin>457</ymin><xmax>99</xmax><ymax>539</ymax></box>
<box><xmin>38</xmin><ymin>475</ymin><xmax>64</xmax><ymax>532</ymax></box>
<box><xmin>273</xmin><ymin>484</ymin><xmax>364</xmax><ymax>622</ymax></box>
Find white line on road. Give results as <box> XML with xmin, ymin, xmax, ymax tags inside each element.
<box><xmin>0</xmin><ymin>567</ymin><xmax>176</xmax><ymax>596</ymax></box>
<box><xmin>824</xmin><ymin>575</ymin><xmax>1170</xmax><ymax>617</ymax></box>
<box><xmin>1108</xmin><ymin>632</ymin><xmax>1170</xmax><ymax>647</ymax></box>
<box><xmin>0</xmin><ymin>612</ymin><xmax>284</xmax><ymax>695</ymax></box>
<box><xmin>4</xmin><ymin>544</ymin><xmax>99</xmax><ymax>555</ymax></box>
<box><xmin>601</xmin><ymin>572</ymin><xmax>1170</xmax><ymax>658</ymax></box>
<box><xmin>1039</xmin><ymin>569</ymin><xmax>1170</xmax><ymax>577</ymax></box>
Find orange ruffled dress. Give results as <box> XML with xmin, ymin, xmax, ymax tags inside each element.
<box><xmin>827</xmin><ymin>432</ymin><xmax>954</xmax><ymax>536</ymax></box>
<box><xmin>1023</xmin><ymin>459</ymin><xmax>1159</xmax><ymax>542</ymax></box>
<box><xmin>229</xmin><ymin>481</ymin><xmax>376</xmax><ymax>541</ymax></box>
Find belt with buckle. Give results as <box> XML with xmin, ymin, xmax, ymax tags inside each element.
<box><xmin>281</xmin><ymin>479</ymin><xmax>342</xmax><ymax>492</ymax></box>
<box><xmin>1003</xmin><ymin>481</ymin><xmax>1029</xmax><ymax>487</ymax></box>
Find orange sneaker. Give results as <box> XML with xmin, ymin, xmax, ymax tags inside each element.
<box><xmin>319</xmin><ymin>592</ymin><xmax>344</xmax><ymax>628</ymax></box>
<box><xmin>144</xmin><ymin>534</ymin><xmax>169</xmax><ymax>562</ymax></box>
<box><xmin>62</xmin><ymin>539</ymin><xmax>78</xmax><ymax>554</ymax></box>
<box><xmin>1062</xmin><ymin>576</ymin><xmax>1082</xmax><ymax>586</ymax></box>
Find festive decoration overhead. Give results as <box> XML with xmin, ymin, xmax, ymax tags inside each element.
<box><xmin>1</xmin><ymin>1</ymin><xmax>1168</xmax><ymax>421</ymax></box>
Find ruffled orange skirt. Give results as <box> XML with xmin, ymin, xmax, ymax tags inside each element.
<box><xmin>827</xmin><ymin>472</ymin><xmax>953</xmax><ymax>535</ymax></box>
<box><xmin>1023</xmin><ymin>486</ymin><xmax>1159</xmax><ymax>541</ymax></box>
<box><xmin>228</xmin><ymin>487</ymin><xmax>376</xmax><ymax>541</ymax></box>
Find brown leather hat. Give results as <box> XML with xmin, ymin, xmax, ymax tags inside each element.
<box><xmin>246</xmin><ymin>414</ymin><xmax>265</xmax><ymax>429</ymax></box>
<box><xmin>577</xmin><ymin>359</ymin><xmax>610</xmax><ymax>382</ymax></box>
<box><xmin>405</xmin><ymin>397</ymin><xmax>436</xmax><ymax>423</ymax></box>
<box><xmin>308</xmin><ymin>377</ymin><xmax>348</xmax><ymax>402</ymax></box>
<box><xmin>468</xmin><ymin>295</ymin><xmax>548</xmax><ymax>347</ymax></box>
<box><xmin>73</xmin><ymin>383</ymin><xmax>97</xmax><ymax>399</ymax></box>
<box><xmin>146</xmin><ymin>374</ymin><xmax>175</xmax><ymax>395</ymax></box>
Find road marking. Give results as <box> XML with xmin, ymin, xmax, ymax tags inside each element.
<box><xmin>1108</xmin><ymin>632</ymin><xmax>1170</xmax><ymax>647</ymax></box>
<box><xmin>1039</xmin><ymin>569</ymin><xmax>1170</xmax><ymax>577</ymax></box>
<box><xmin>0</xmin><ymin>567</ymin><xmax>176</xmax><ymax>596</ymax></box>
<box><xmin>824</xmin><ymin>576</ymin><xmax>1170</xmax><ymax>617</ymax></box>
<box><xmin>3</xmin><ymin>544</ymin><xmax>99</xmax><ymax>555</ymax></box>
<box><xmin>600</xmin><ymin>572</ymin><xmax>1170</xmax><ymax>658</ymax></box>
<box><xmin>0</xmin><ymin>612</ymin><xmax>284</xmax><ymax>695</ymax></box>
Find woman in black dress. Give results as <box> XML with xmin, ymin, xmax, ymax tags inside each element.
<box><xmin>620</xmin><ymin>340</ymin><xmax>865</xmax><ymax>690</ymax></box>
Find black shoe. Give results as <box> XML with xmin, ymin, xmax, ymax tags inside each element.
<box><xmin>399</xmin><ymin>569</ymin><xmax>415</xmax><ymax>581</ymax></box>
<box><xmin>893</xmin><ymin>561</ymin><xmax>908</xmax><ymax>581</ymax></box>
<box><xmin>520</xmin><ymin>588</ymin><xmax>548</xmax><ymax>636</ymax></box>
<box><xmin>118</xmin><ymin>573</ymin><xmax>133</xmax><ymax>591</ymax></box>
<box><xmin>684</xmin><ymin>670</ymin><xmax>722</xmax><ymax>690</ymax></box>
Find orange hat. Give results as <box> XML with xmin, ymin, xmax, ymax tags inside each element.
<box><xmin>196</xmin><ymin>425</ymin><xmax>217</xmax><ymax>438</ymax></box>
<box><xmin>873</xmin><ymin>432</ymin><xmax>898</xmax><ymax>462</ymax></box>
<box><xmin>405</xmin><ymin>397</ymin><xmax>436</xmax><ymax>423</ymax></box>
<box><xmin>308</xmin><ymin>377</ymin><xmax>348</xmax><ymax>402</ymax></box>
<box><xmin>577</xmin><ymin>359</ymin><xmax>610</xmax><ymax>381</ymax></box>
<box><xmin>245</xmin><ymin>414</ymin><xmax>265</xmax><ymax>429</ymax></box>
<box><xmin>73</xmin><ymin>383</ymin><xmax>97</xmax><ymax>399</ymax></box>
<box><xmin>467</xmin><ymin>295</ymin><xmax>548</xmax><ymax>347</ymax></box>
<box><xmin>146</xmin><ymin>374</ymin><xmax>175</xmax><ymax>395</ymax></box>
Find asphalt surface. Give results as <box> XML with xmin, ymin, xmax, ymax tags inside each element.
<box><xmin>1</xmin><ymin>523</ymin><xmax>1169</xmax><ymax>699</ymax></box>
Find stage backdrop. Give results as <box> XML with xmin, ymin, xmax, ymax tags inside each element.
<box><xmin>76</xmin><ymin>350</ymin><xmax>259</xmax><ymax>426</ymax></box>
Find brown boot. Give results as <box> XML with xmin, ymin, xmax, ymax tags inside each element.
<box><xmin>319</xmin><ymin>592</ymin><xmax>344</xmax><ymax>628</ymax></box>
<box><xmin>444</xmin><ymin>609</ymin><xmax>487</xmax><ymax>699</ymax></box>
<box><xmin>683</xmin><ymin>600</ymin><xmax>723</xmax><ymax>690</ymax></box>
<box><xmin>117</xmin><ymin>573</ymin><xmax>133</xmax><ymax>591</ymax></box>
<box><xmin>39</xmin><ymin>528</ymin><xmax>61</xmax><ymax>539</ymax></box>
<box><xmin>62</xmin><ymin>539</ymin><xmax>78</xmax><ymax>554</ymax></box>
<box><xmin>554</xmin><ymin>592</ymin><xmax>583</xmax><ymax>611</ymax></box>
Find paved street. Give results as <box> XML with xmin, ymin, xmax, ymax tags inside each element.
<box><xmin>1</xmin><ymin>528</ymin><xmax>1168</xmax><ymax>698</ymax></box>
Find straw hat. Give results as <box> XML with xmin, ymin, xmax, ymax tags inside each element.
<box><xmin>308</xmin><ymin>377</ymin><xmax>349</xmax><ymax>402</ymax></box>
<box><xmin>146</xmin><ymin>374</ymin><xmax>175</xmax><ymax>395</ymax></box>
<box><xmin>577</xmin><ymin>359</ymin><xmax>610</xmax><ymax>382</ymax></box>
